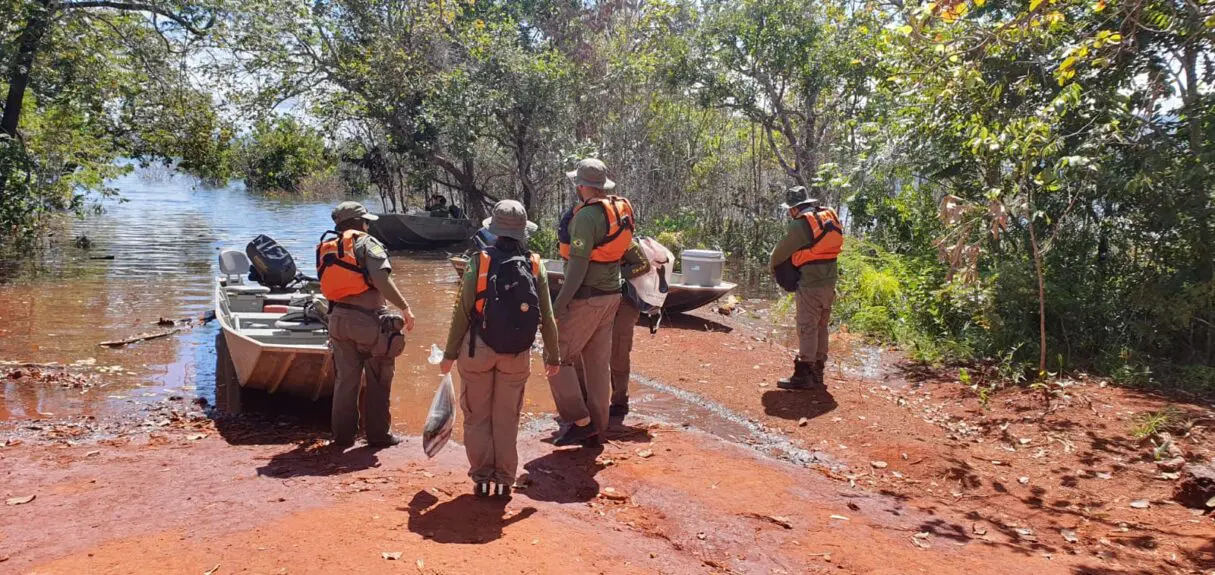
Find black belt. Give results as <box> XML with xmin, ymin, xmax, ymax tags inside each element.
<box><xmin>331</xmin><ymin>301</ymin><xmax>380</xmax><ymax>316</ymax></box>
<box><xmin>573</xmin><ymin>285</ymin><xmax>620</xmax><ymax>299</ymax></box>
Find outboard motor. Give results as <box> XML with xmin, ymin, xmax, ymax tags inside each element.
<box><xmin>246</xmin><ymin>234</ymin><xmax>314</xmax><ymax>289</ymax></box>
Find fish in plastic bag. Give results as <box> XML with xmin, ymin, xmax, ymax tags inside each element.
<box><xmin>422</xmin><ymin>344</ymin><xmax>455</xmax><ymax>458</ymax></box>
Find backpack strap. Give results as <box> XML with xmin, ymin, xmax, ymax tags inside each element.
<box><xmin>469</xmin><ymin>250</ymin><xmax>493</xmax><ymax>358</ymax></box>
<box><xmin>529</xmin><ymin>253</ymin><xmax>542</xmax><ymax>277</ymax></box>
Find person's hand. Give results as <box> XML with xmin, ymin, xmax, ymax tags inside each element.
<box><xmin>544</xmin><ymin>363</ymin><xmax>561</xmax><ymax>377</ymax></box>
<box><xmin>403</xmin><ymin>308</ymin><xmax>416</xmax><ymax>332</ymax></box>
<box><xmin>440</xmin><ymin>358</ymin><xmax>454</xmax><ymax>375</ymax></box>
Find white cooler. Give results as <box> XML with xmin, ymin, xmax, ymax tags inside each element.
<box><xmin>680</xmin><ymin>249</ymin><xmax>725</xmax><ymax>287</ymax></box>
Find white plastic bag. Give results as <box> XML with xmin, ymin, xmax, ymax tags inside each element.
<box><xmin>422</xmin><ymin>344</ymin><xmax>455</xmax><ymax>458</ymax></box>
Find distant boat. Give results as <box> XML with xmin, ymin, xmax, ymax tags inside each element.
<box><xmin>368</xmin><ymin>212</ymin><xmax>478</xmax><ymax>250</ymax></box>
<box><xmin>448</xmin><ymin>256</ymin><xmax>736</xmax><ymax>315</ymax></box>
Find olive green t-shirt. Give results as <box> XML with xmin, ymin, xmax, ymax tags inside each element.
<box><xmin>768</xmin><ymin>218</ymin><xmax>839</xmax><ymax>290</ymax></box>
<box><xmin>563</xmin><ymin>203</ymin><xmax>623</xmax><ymax>294</ymax></box>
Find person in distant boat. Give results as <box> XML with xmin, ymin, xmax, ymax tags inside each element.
<box><xmin>440</xmin><ymin>200</ymin><xmax>560</xmax><ymax>498</ymax></box>
<box><xmin>316</xmin><ymin>201</ymin><xmax>416</xmax><ymax>449</ymax></box>
<box><xmin>429</xmin><ymin>196</ymin><xmax>452</xmax><ymax>218</ymax></box>
<box><xmin>769</xmin><ymin>186</ymin><xmax>844</xmax><ymax>390</ymax></box>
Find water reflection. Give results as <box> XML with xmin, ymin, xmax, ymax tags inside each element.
<box><xmin>0</xmin><ymin>167</ymin><xmax>555</xmax><ymax>436</ymax></box>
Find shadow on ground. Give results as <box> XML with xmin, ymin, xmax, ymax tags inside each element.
<box><xmin>760</xmin><ymin>387</ymin><xmax>837</xmax><ymax>421</ymax></box>
<box><xmin>404</xmin><ymin>491</ymin><xmax>536</xmax><ymax>544</ymax></box>
<box><xmin>521</xmin><ymin>446</ymin><xmax>606</xmax><ymax>504</ymax></box>
<box><xmin>660</xmin><ymin>312</ymin><xmax>733</xmax><ymax>334</ymax></box>
<box><xmin>256</xmin><ymin>444</ymin><xmax>382</xmax><ymax>478</ymax></box>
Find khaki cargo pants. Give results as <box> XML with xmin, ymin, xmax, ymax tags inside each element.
<box><xmin>796</xmin><ymin>285</ymin><xmax>836</xmax><ymax>362</ymax></box>
<box><xmin>457</xmin><ymin>336</ymin><xmax>530</xmax><ymax>484</ymax></box>
<box><xmin>547</xmin><ymin>294</ymin><xmax>621</xmax><ymax>436</ymax></box>
<box><xmin>575</xmin><ymin>297</ymin><xmax>641</xmax><ymax>409</ymax></box>
<box><xmin>328</xmin><ymin>306</ymin><xmax>396</xmax><ymax>444</ymax></box>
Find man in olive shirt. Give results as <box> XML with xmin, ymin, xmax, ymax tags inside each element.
<box><xmin>549</xmin><ymin>159</ymin><xmax>626</xmax><ymax>447</ymax></box>
<box><xmin>573</xmin><ymin>239</ymin><xmax>650</xmax><ymax>420</ymax></box>
<box><xmin>769</xmin><ymin>186</ymin><xmax>839</xmax><ymax>389</ymax></box>
<box><xmin>323</xmin><ymin>202</ymin><xmax>416</xmax><ymax>449</ymax></box>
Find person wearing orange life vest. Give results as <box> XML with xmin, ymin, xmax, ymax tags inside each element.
<box><xmin>559</xmin><ymin>206</ymin><xmax>650</xmax><ymax>421</ymax></box>
<box><xmin>547</xmin><ymin>158</ymin><xmax>634</xmax><ymax>447</ymax></box>
<box><xmin>439</xmin><ymin>200</ymin><xmax>560</xmax><ymax>498</ymax></box>
<box><xmin>769</xmin><ymin>186</ymin><xmax>843</xmax><ymax>390</ymax></box>
<box><xmin>316</xmin><ymin>202</ymin><xmax>416</xmax><ymax>449</ymax></box>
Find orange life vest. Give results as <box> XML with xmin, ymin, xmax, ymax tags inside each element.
<box><xmin>474</xmin><ymin>251</ymin><xmax>542</xmax><ymax>314</ymax></box>
<box><xmin>790</xmin><ymin>207</ymin><xmax>844</xmax><ymax>267</ymax></box>
<box><xmin>557</xmin><ymin>196</ymin><xmax>635</xmax><ymax>263</ymax></box>
<box><xmin>316</xmin><ymin>229</ymin><xmax>373</xmax><ymax>301</ymax></box>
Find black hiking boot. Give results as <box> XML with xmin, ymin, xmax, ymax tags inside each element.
<box><xmin>777</xmin><ymin>360</ymin><xmax>816</xmax><ymax>390</ymax></box>
<box><xmin>811</xmin><ymin>360</ymin><xmax>827</xmax><ymax>387</ymax></box>
<box><xmin>494</xmin><ymin>483</ymin><xmax>512</xmax><ymax>499</ymax></box>
<box><xmin>367</xmin><ymin>434</ymin><xmax>403</xmax><ymax>448</ymax></box>
<box><xmin>554</xmin><ymin>423</ymin><xmax>596</xmax><ymax>446</ymax></box>
<box><xmin>609</xmin><ymin>404</ymin><xmax>629</xmax><ymax>418</ymax></box>
<box><xmin>474</xmin><ymin>481</ymin><xmax>491</xmax><ymax>498</ymax></box>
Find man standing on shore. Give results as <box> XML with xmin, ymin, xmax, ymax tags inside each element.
<box><xmin>769</xmin><ymin>186</ymin><xmax>844</xmax><ymax>390</ymax></box>
<box><xmin>316</xmin><ymin>202</ymin><xmax>416</xmax><ymax>448</ymax></box>
<box><xmin>547</xmin><ymin>158</ymin><xmax>635</xmax><ymax>446</ymax></box>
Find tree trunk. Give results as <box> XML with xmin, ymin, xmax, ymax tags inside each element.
<box><xmin>1028</xmin><ymin>217</ymin><xmax>1048</xmax><ymax>375</ymax></box>
<box><xmin>1</xmin><ymin>1</ymin><xmax>52</xmax><ymax>138</ymax></box>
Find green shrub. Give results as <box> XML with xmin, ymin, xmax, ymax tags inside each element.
<box><xmin>529</xmin><ymin>224</ymin><xmax>559</xmax><ymax>260</ymax></box>
<box><xmin>235</xmin><ymin>117</ymin><xmax>333</xmax><ymax>194</ymax></box>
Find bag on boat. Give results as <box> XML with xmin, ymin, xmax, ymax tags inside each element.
<box><xmin>422</xmin><ymin>373</ymin><xmax>455</xmax><ymax>458</ymax></box>
<box><xmin>626</xmin><ymin>236</ymin><xmax>674</xmax><ymax>310</ymax></box>
<box><xmin>246</xmin><ymin>234</ymin><xmax>300</xmax><ymax>289</ymax></box>
<box><xmin>370</xmin><ymin>311</ymin><xmax>406</xmax><ymax>358</ymax></box>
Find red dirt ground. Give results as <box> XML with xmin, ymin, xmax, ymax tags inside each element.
<box><xmin>2</xmin><ymin>309</ymin><xmax>1213</xmax><ymax>574</ymax></box>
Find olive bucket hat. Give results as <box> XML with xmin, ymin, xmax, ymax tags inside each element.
<box><xmin>481</xmin><ymin>200</ymin><xmax>539</xmax><ymax>242</ymax></box>
<box><xmin>331</xmin><ymin>201</ymin><xmax>379</xmax><ymax>225</ymax></box>
<box><xmin>781</xmin><ymin>186</ymin><xmax>820</xmax><ymax>211</ymax></box>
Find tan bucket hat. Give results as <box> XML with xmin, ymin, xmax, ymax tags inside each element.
<box><xmin>566</xmin><ymin>158</ymin><xmax>616</xmax><ymax>191</ymax></box>
<box><xmin>331</xmin><ymin>201</ymin><xmax>379</xmax><ymax>225</ymax></box>
<box><xmin>481</xmin><ymin>200</ymin><xmax>538</xmax><ymax>242</ymax></box>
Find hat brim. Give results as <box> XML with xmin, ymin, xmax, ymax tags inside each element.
<box><xmin>481</xmin><ymin>218</ymin><xmax>538</xmax><ymax>242</ymax></box>
<box><xmin>566</xmin><ymin>170</ymin><xmax>616</xmax><ymax>191</ymax></box>
<box><xmin>361</xmin><ymin>213</ymin><xmax>379</xmax><ymax>221</ymax></box>
<box><xmin>782</xmin><ymin>199</ymin><xmax>818</xmax><ymax>211</ymax></box>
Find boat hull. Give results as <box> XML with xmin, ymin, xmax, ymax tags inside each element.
<box><xmin>214</xmin><ymin>283</ymin><xmax>334</xmax><ymax>401</ymax></box>
<box><xmin>368</xmin><ymin>213</ymin><xmax>478</xmax><ymax>250</ymax></box>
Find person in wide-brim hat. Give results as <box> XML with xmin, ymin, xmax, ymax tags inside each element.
<box><xmin>481</xmin><ymin>200</ymin><xmax>539</xmax><ymax>242</ymax></box>
<box><xmin>566</xmin><ymin>158</ymin><xmax>616</xmax><ymax>191</ymax></box>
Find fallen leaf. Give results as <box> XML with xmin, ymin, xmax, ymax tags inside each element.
<box><xmin>972</xmin><ymin>523</ymin><xmax>988</xmax><ymax>536</ymax></box>
<box><xmin>847</xmin><ymin>502</ymin><xmax>861</xmax><ymax>512</ymax></box>
<box><xmin>416</xmin><ymin>559</ymin><xmax>424</xmax><ymax>569</ymax></box>
<box><xmin>697</xmin><ymin>532</ymin><xmax>707</xmax><ymax>540</ymax></box>
<box><xmin>1018</xmin><ymin>476</ymin><xmax>1030</xmax><ymax>485</ymax></box>
<box><xmin>381</xmin><ymin>552</ymin><xmax>402</xmax><ymax>560</ymax></box>
<box><xmin>1096</xmin><ymin>472</ymin><xmax>1113</xmax><ymax>480</ymax></box>
<box><xmin>1061</xmin><ymin>529</ymin><xmax>1078</xmax><ymax>543</ymax></box>
<box><xmin>5</xmin><ymin>495</ymin><xmax>35</xmax><ymax>506</ymax></box>
<box><xmin>871</xmin><ymin>461</ymin><xmax>888</xmax><ymax>469</ymax></box>
<box><xmin>830</xmin><ymin>515</ymin><xmax>849</xmax><ymax>521</ymax></box>
<box><xmin>1205</xmin><ymin>496</ymin><xmax>1215</xmax><ymax>509</ymax></box>
<box><xmin>1130</xmin><ymin>500</ymin><xmax>1150</xmax><ymax>509</ymax></box>
<box><xmin>798</xmin><ymin>417</ymin><xmax>809</xmax><ymax>427</ymax></box>
<box><xmin>637</xmin><ymin>449</ymin><xmax>653</xmax><ymax>459</ymax></box>
<box><xmin>186</xmin><ymin>433</ymin><xmax>207</xmax><ymax>441</ymax></box>
<box><xmin>745</xmin><ymin>513</ymin><xmax>794</xmax><ymax>529</ymax></box>
<box><xmin>911</xmin><ymin>532</ymin><xmax>931</xmax><ymax>549</ymax></box>
<box><xmin>85</xmin><ymin>450</ymin><xmax>101</xmax><ymax>457</ymax></box>
<box><xmin>203</xmin><ymin>565</ymin><xmax>220</xmax><ymax>575</ymax></box>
